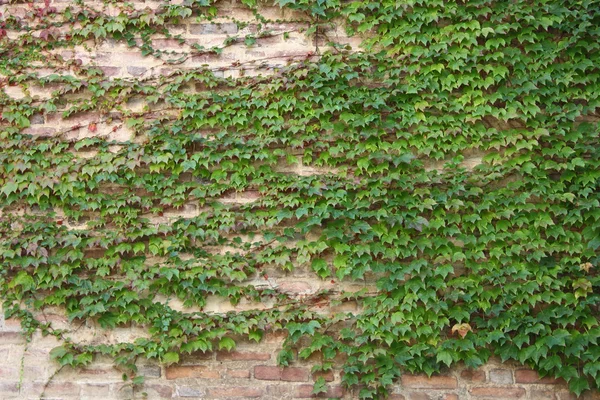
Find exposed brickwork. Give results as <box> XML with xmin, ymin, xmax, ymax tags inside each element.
<box><xmin>165</xmin><ymin>365</ymin><xmax>221</xmax><ymax>380</ymax></box>
<box><xmin>254</xmin><ymin>365</ymin><xmax>281</xmax><ymax>381</ymax></box>
<box><xmin>216</xmin><ymin>351</ymin><xmax>271</xmax><ymax>361</ymax></box>
<box><xmin>400</xmin><ymin>375</ymin><xmax>458</xmax><ymax>389</ymax></box>
<box><xmin>470</xmin><ymin>387</ymin><xmax>527</xmax><ymax>398</ymax></box>
<box><xmin>208</xmin><ymin>386</ymin><xmax>264</xmax><ymax>398</ymax></box>
<box><xmin>0</xmin><ymin>1</ymin><xmax>599</xmax><ymax>400</ymax></box>
<box><xmin>515</xmin><ymin>369</ymin><xmax>564</xmax><ymax>384</ymax></box>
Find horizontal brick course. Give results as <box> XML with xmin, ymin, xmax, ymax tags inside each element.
<box><xmin>515</xmin><ymin>369</ymin><xmax>564</xmax><ymax>384</ymax></box>
<box><xmin>165</xmin><ymin>365</ymin><xmax>220</xmax><ymax>380</ymax></box>
<box><xmin>470</xmin><ymin>387</ymin><xmax>526</xmax><ymax>398</ymax></box>
<box><xmin>295</xmin><ymin>384</ymin><xmax>344</xmax><ymax>398</ymax></box>
<box><xmin>461</xmin><ymin>369</ymin><xmax>486</xmax><ymax>382</ymax></box>
<box><xmin>226</xmin><ymin>369</ymin><xmax>251</xmax><ymax>379</ymax></box>
<box><xmin>216</xmin><ymin>351</ymin><xmax>271</xmax><ymax>361</ymax></box>
<box><xmin>281</xmin><ymin>367</ymin><xmax>310</xmax><ymax>382</ymax></box>
<box><xmin>254</xmin><ymin>365</ymin><xmax>281</xmax><ymax>380</ymax></box>
<box><xmin>401</xmin><ymin>374</ymin><xmax>458</xmax><ymax>389</ymax></box>
<box><xmin>190</xmin><ymin>23</ymin><xmax>238</xmax><ymax>35</ymax></box>
<box><xmin>312</xmin><ymin>370</ymin><xmax>335</xmax><ymax>382</ymax></box>
<box><xmin>0</xmin><ymin>332</ymin><xmax>26</xmax><ymax>344</ymax></box>
<box><xmin>208</xmin><ymin>386</ymin><xmax>264</xmax><ymax>398</ymax></box>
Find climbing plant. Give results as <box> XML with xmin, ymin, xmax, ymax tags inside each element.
<box><xmin>1</xmin><ymin>0</ymin><xmax>600</xmax><ymax>398</ymax></box>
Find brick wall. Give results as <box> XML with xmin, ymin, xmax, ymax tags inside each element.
<box><xmin>1</xmin><ymin>316</ymin><xmax>598</xmax><ymax>399</ymax></box>
<box><xmin>1</xmin><ymin>1</ymin><xmax>599</xmax><ymax>399</ymax></box>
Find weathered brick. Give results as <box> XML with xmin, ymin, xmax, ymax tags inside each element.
<box><xmin>216</xmin><ymin>351</ymin><xmax>271</xmax><ymax>361</ymax></box>
<box><xmin>226</xmin><ymin>369</ymin><xmax>251</xmax><ymax>379</ymax></box>
<box><xmin>165</xmin><ymin>365</ymin><xmax>220</xmax><ymax>379</ymax></box>
<box><xmin>190</xmin><ymin>23</ymin><xmax>238</xmax><ymax>35</ymax></box>
<box><xmin>281</xmin><ymin>367</ymin><xmax>309</xmax><ymax>382</ymax></box>
<box><xmin>98</xmin><ymin>66</ymin><xmax>121</xmax><ymax>76</ymax></box>
<box><xmin>81</xmin><ymin>383</ymin><xmax>110</xmax><ymax>397</ymax></box>
<box><xmin>401</xmin><ymin>375</ymin><xmax>458</xmax><ymax>389</ymax></box>
<box><xmin>470</xmin><ymin>387</ymin><xmax>526</xmax><ymax>398</ymax></box>
<box><xmin>531</xmin><ymin>389</ymin><xmax>558</xmax><ymax>400</ymax></box>
<box><xmin>278</xmin><ymin>281</ymin><xmax>313</xmax><ymax>295</ymax></box>
<box><xmin>388</xmin><ymin>395</ymin><xmax>406</xmax><ymax>400</ymax></box>
<box><xmin>557</xmin><ymin>392</ymin><xmax>578</xmax><ymax>400</ymax></box>
<box><xmin>22</xmin><ymin>127</ymin><xmax>56</xmax><ymax>136</ymax></box>
<box><xmin>0</xmin><ymin>382</ymin><xmax>18</xmax><ymax>394</ymax></box>
<box><xmin>145</xmin><ymin>383</ymin><xmax>173</xmax><ymax>398</ymax></box>
<box><xmin>330</xmin><ymin>300</ymin><xmax>358</xmax><ymax>313</ymax></box>
<box><xmin>267</xmin><ymin>384</ymin><xmax>290</xmax><ymax>397</ymax></box>
<box><xmin>408</xmin><ymin>393</ymin><xmax>430</xmax><ymax>400</ymax></box>
<box><xmin>312</xmin><ymin>370</ymin><xmax>334</xmax><ymax>382</ymax></box>
<box><xmin>254</xmin><ymin>365</ymin><xmax>281</xmax><ymax>380</ymax></box>
<box><xmin>0</xmin><ymin>347</ymin><xmax>9</xmax><ymax>362</ymax></box>
<box><xmin>191</xmin><ymin>53</ymin><xmax>223</xmax><ymax>64</ymax></box>
<box><xmin>443</xmin><ymin>395</ymin><xmax>459</xmax><ymax>400</ymax></box>
<box><xmin>177</xmin><ymin>385</ymin><xmax>205</xmax><ymax>397</ymax></box>
<box><xmin>137</xmin><ymin>364</ymin><xmax>161</xmax><ymax>378</ymax></box>
<box><xmin>0</xmin><ymin>332</ymin><xmax>26</xmax><ymax>344</ymax></box>
<box><xmin>461</xmin><ymin>368</ymin><xmax>486</xmax><ymax>382</ymax></box>
<box><xmin>127</xmin><ymin>66</ymin><xmax>147</xmax><ymax>76</ymax></box>
<box><xmin>295</xmin><ymin>384</ymin><xmax>345</xmax><ymax>398</ymax></box>
<box><xmin>44</xmin><ymin>382</ymin><xmax>82</xmax><ymax>397</ymax></box>
<box><xmin>583</xmin><ymin>392</ymin><xmax>600</xmax><ymax>400</ymax></box>
<box><xmin>30</xmin><ymin>113</ymin><xmax>45</xmax><ymax>124</ymax></box>
<box><xmin>489</xmin><ymin>369</ymin><xmax>513</xmax><ymax>384</ymax></box>
<box><xmin>207</xmin><ymin>387</ymin><xmax>264</xmax><ymax>398</ymax></box>
<box><xmin>152</xmin><ymin>38</ymin><xmax>188</xmax><ymax>49</ymax></box>
<box><xmin>515</xmin><ymin>369</ymin><xmax>563</xmax><ymax>384</ymax></box>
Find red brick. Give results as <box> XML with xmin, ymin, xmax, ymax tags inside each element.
<box><xmin>401</xmin><ymin>375</ymin><xmax>458</xmax><ymax>389</ymax></box>
<box><xmin>470</xmin><ymin>387</ymin><xmax>526</xmax><ymax>398</ymax></box>
<box><xmin>295</xmin><ymin>384</ymin><xmax>345</xmax><ymax>398</ymax></box>
<box><xmin>583</xmin><ymin>392</ymin><xmax>600</xmax><ymax>400</ymax></box>
<box><xmin>227</xmin><ymin>369</ymin><xmax>251</xmax><ymax>379</ymax></box>
<box><xmin>254</xmin><ymin>365</ymin><xmax>281</xmax><ymax>380</ymax></box>
<box><xmin>515</xmin><ymin>370</ymin><xmax>563</xmax><ymax>384</ymax></box>
<box><xmin>165</xmin><ymin>365</ymin><xmax>220</xmax><ymax>379</ymax></box>
<box><xmin>530</xmin><ymin>390</ymin><xmax>557</xmax><ymax>400</ymax></box>
<box><xmin>264</xmin><ymin>331</ymin><xmax>288</xmax><ymax>343</ymax></box>
<box><xmin>208</xmin><ymin>387</ymin><xmax>263</xmax><ymax>398</ymax></box>
<box><xmin>389</xmin><ymin>395</ymin><xmax>406</xmax><ymax>400</ymax></box>
<box><xmin>409</xmin><ymin>393</ymin><xmax>430</xmax><ymax>400</ymax></box>
<box><xmin>312</xmin><ymin>370</ymin><xmax>334</xmax><ymax>382</ymax></box>
<box><xmin>443</xmin><ymin>395</ymin><xmax>459</xmax><ymax>400</ymax></box>
<box><xmin>461</xmin><ymin>369</ymin><xmax>486</xmax><ymax>382</ymax></box>
<box><xmin>282</xmin><ymin>367</ymin><xmax>309</xmax><ymax>382</ymax></box>
<box><xmin>557</xmin><ymin>392</ymin><xmax>577</xmax><ymax>400</ymax></box>
<box><xmin>216</xmin><ymin>351</ymin><xmax>270</xmax><ymax>361</ymax></box>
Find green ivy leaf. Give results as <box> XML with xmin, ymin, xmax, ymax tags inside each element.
<box><xmin>218</xmin><ymin>337</ymin><xmax>236</xmax><ymax>351</ymax></box>
<box><xmin>162</xmin><ymin>352</ymin><xmax>179</xmax><ymax>365</ymax></box>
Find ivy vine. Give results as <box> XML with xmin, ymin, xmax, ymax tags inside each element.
<box><xmin>1</xmin><ymin>0</ymin><xmax>600</xmax><ymax>398</ymax></box>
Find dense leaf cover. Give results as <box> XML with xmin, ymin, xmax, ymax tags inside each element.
<box><xmin>1</xmin><ymin>0</ymin><xmax>600</xmax><ymax>397</ymax></box>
